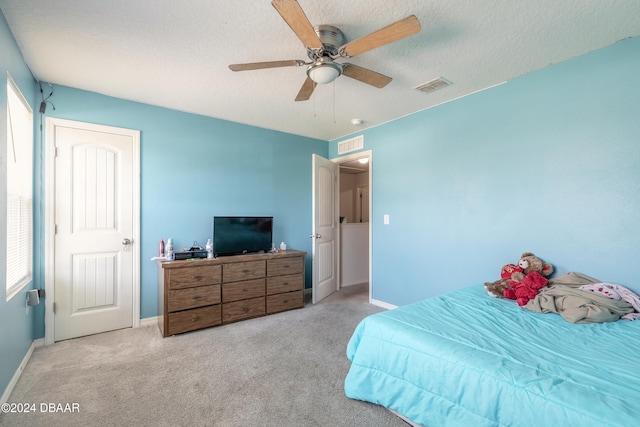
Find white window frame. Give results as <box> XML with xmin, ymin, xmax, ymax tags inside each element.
<box><xmin>5</xmin><ymin>73</ymin><xmax>33</xmax><ymax>301</ymax></box>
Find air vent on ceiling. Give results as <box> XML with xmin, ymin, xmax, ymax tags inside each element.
<box><xmin>338</xmin><ymin>135</ymin><xmax>364</xmax><ymax>155</ymax></box>
<box><xmin>414</xmin><ymin>77</ymin><xmax>452</xmax><ymax>94</ymax></box>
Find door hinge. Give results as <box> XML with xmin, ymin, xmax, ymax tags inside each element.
<box><xmin>53</xmin><ymin>302</ymin><xmax>56</xmax><ymax>314</ymax></box>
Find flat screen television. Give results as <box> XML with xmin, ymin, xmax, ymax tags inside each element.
<box><xmin>213</xmin><ymin>216</ymin><xmax>273</xmax><ymax>256</ymax></box>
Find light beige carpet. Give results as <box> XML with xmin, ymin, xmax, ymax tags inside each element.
<box><xmin>1</xmin><ymin>284</ymin><xmax>408</xmax><ymax>427</ymax></box>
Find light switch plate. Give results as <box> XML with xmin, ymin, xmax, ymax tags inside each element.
<box><xmin>384</xmin><ymin>214</ymin><xmax>390</xmax><ymax>225</ymax></box>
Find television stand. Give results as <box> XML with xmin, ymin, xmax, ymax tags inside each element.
<box><xmin>157</xmin><ymin>250</ymin><xmax>305</xmax><ymax>337</ymax></box>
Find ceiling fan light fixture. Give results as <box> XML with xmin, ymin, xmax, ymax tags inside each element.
<box><xmin>307</xmin><ymin>60</ymin><xmax>342</xmax><ymax>84</ymax></box>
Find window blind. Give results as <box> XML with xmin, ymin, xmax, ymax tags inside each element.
<box><xmin>6</xmin><ymin>75</ymin><xmax>33</xmax><ymax>298</ymax></box>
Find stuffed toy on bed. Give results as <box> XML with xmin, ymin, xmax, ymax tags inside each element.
<box><xmin>504</xmin><ymin>270</ymin><xmax>549</xmax><ymax>306</ymax></box>
<box><xmin>484</xmin><ymin>263</ymin><xmax>524</xmax><ymax>298</ymax></box>
<box><xmin>503</xmin><ymin>252</ymin><xmax>554</xmax><ymax>306</ymax></box>
<box><xmin>510</xmin><ymin>252</ymin><xmax>553</xmax><ymax>282</ymax></box>
<box><xmin>484</xmin><ymin>252</ymin><xmax>553</xmax><ymax>301</ymax></box>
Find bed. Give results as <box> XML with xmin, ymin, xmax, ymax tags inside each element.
<box><xmin>344</xmin><ymin>277</ymin><xmax>640</xmax><ymax>426</ymax></box>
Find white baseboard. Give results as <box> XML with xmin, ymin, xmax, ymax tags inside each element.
<box><xmin>370</xmin><ymin>298</ymin><xmax>397</xmax><ymax>310</ymax></box>
<box><xmin>1</xmin><ymin>340</ymin><xmax>37</xmax><ymax>405</ymax></box>
<box><xmin>341</xmin><ymin>281</ymin><xmax>368</xmax><ymax>288</ymax></box>
<box><xmin>139</xmin><ymin>316</ymin><xmax>158</xmax><ymax>328</ymax></box>
<box><xmin>341</xmin><ymin>280</ymin><xmax>369</xmax><ymax>287</ymax></box>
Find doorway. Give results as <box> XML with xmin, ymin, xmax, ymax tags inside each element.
<box><xmin>336</xmin><ymin>151</ymin><xmax>371</xmax><ymax>302</ymax></box>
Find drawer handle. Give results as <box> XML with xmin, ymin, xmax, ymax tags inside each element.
<box><xmin>283</xmin><ymin>299</ymin><xmax>289</xmax><ymax>303</ymax></box>
<box><xmin>242</xmin><ymin>288</ymin><xmax>248</xmax><ymax>292</ymax></box>
<box><xmin>242</xmin><ymin>269</ymin><xmax>250</xmax><ymax>273</ymax></box>
<box><xmin>192</xmin><ymin>295</ymin><xmax>202</xmax><ymax>300</ymax></box>
<box><xmin>242</xmin><ymin>307</ymin><xmax>249</xmax><ymax>313</ymax></box>
<box><xmin>192</xmin><ymin>275</ymin><xmax>204</xmax><ymax>279</ymax></box>
<box><xmin>191</xmin><ymin>317</ymin><xmax>201</xmax><ymax>322</ymax></box>
<box><xmin>283</xmin><ymin>282</ymin><xmax>289</xmax><ymax>286</ymax></box>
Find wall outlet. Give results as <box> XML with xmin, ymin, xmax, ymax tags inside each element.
<box><xmin>384</xmin><ymin>214</ymin><xmax>390</xmax><ymax>225</ymax></box>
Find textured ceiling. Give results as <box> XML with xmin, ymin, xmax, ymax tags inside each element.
<box><xmin>2</xmin><ymin>0</ymin><xmax>640</xmax><ymax>140</ymax></box>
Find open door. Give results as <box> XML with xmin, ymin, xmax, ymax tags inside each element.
<box><xmin>311</xmin><ymin>154</ymin><xmax>339</xmax><ymax>303</ymax></box>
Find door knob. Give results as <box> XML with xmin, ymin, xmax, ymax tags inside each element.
<box><xmin>309</xmin><ymin>233</ymin><xmax>322</xmax><ymax>239</ymax></box>
<box><xmin>121</xmin><ymin>238</ymin><xmax>132</xmax><ymax>252</ymax></box>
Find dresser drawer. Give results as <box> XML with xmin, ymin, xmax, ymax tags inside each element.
<box><xmin>266</xmin><ymin>273</ymin><xmax>303</xmax><ymax>295</ymax></box>
<box><xmin>167</xmin><ymin>305</ymin><xmax>222</xmax><ymax>335</ymax></box>
<box><xmin>266</xmin><ymin>291</ymin><xmax>304</xmax><ymax>314</ymax></box>
<box><xmin>222</xmin><ymin>278</ymin><xmax>265</xmax><ymax>303</ymax></box>
<box><xmin>168</xmin><ymin>265</ymin><xmax>222</xmax><ymax>290</ymax></box>
<box><xmin>223</xmin><ymin>260</ymin><xmax>265</xmax><ymax>282</ymax></box>
<box><xmin>222</xmin><ymin>297</ymin><xmax>265</xmax><ymax>323</ymax></box>
<box><xmin>167</xmin><ymin>284</ymin><xmax>221</xmax><ymax>312</ymax></box>
<box><xmin>267</xmin><ymin>257</ymin><xmax>304</xmax><ymax>277</ymax></box>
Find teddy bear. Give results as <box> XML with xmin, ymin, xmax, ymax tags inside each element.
<box><xmin>503</xmin><ymin>252</ymin><xmax>553</xmax><ymax>306</ymax></box>
<box><xmin>509</xmin><ymin>252</ymin><xmax>553</xmax><ymax>282</ymax></box>
<box><xmin>484</xmin><ymin>252</ymin><xmax>554</xmax><ymax>299</ymax></box>
<box><xmin>484</xmin><ymin>263</ymin><xmax>524</xmax><ymax>298</ymax></box>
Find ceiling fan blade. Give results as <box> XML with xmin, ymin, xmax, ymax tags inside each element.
<box><xmin>271</xmin><ymin>0</ymin><xmax>323</xmax><ymax>50</ymax></box>
<box><xmin>341</xmin><ymin>64</ymin><xmax>392</xmax><ymax>88</ymax></box>
<box><xmin>229</xmin><ymin>60</ymin><xmax>305</xmax><ymax>71</ymax></box>
<box><xmin>339</xmin><ymin>15</ymin><xmax>421</xmax><ymax>58</ymax></box>
<box><xmin>295</xmin><ymin>77</ymin><xmax>316</xmax><ymax>101</ymax></box>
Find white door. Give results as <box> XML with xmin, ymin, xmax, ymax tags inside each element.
<box><xmin>311</xmin><ymin>154</ymin><xmax>339</xmax><ymax>303</ymax></box>
<box><xmin>49</xmin><ymin>118</ymin><xmax>139</xmax><ymax>342</ymax></box>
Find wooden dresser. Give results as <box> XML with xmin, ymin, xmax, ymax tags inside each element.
<box><xmin>157</xmin><ymin>250</ymin><xmax>305</xmax><ymax>337</ymax></box>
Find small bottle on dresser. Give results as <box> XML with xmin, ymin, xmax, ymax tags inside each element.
<box><xmin>165</xmin><ymin>238</ymin><xmax>175</xmax><ymax>261</ymax></box>
<box><xmin>206</xmin><ymin>239</ymin><xmax>214</xmax><ymax>258</ymax></box>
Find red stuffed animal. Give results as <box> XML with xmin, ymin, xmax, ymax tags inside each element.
<box><xmin>504</xmin><ymin>270</ymin><xmax>548</xmax><ymax>306</ymax></box>
<box><xmin>484</xmin><ymin>253</ymin><xmax>553</xmax><ymax>301</ymax></box>
<box><xmin>483</xmin><ymin>263</ymin><xmax>524</xmax><ymax>298</ymax></box>
<box><xmin>501</xmin><ymin>263</ymin><xmax>524</xmax><ymax>281</ymax></box>
<box><xmin>502</xmin><ymin>252</ymin><xmax>553</xmax><ymax>306</ymax></box>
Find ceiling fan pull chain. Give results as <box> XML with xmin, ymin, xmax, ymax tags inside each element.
<box><xmin>313</xmin><ymin>88</ymin><xmax>317</xmax><ymax>117</ymax></box>
<box><xmin>333</xmin><ymin>80</ymin><xmax>337</xmax><ymax>124</ymax></box>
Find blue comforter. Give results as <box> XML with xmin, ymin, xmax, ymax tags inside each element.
<box><xmin>345</xmin><ymin>285</ymin><xmax>640</xmax><ymax>426</ymax></box>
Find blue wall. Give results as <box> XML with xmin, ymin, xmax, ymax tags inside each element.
<box><xmin>0</xmin><ymin>10</ymin><xmax>41</xmax><ymax>401</ymax></box>
<box><xmin>331</xmin><ymin>36</ymin><xmax>640</xmax><ymax>306</ymax></box>
<box><xmin>44</xmin><ymin>86</ymin><xmax>327</xmax><ymax>320</ymax></box>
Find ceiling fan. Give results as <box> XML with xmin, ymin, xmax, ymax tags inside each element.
<box><xmin>229</xmin><ymin>0</ymin><xmax>421</xmax><ymax>101</ymax></box>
